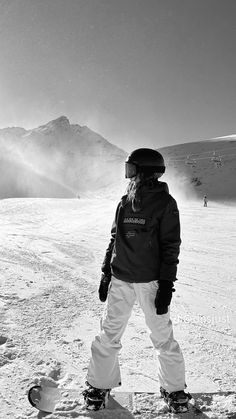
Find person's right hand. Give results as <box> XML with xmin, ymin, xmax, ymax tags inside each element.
<box><xmin>98</xmin><ymin>273</ymin><xmax>111</xmax><ymax>302</ymax></box>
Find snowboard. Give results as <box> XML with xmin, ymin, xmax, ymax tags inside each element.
<box><xmin>28</xmin><ymin>386</ymin><xmax>136</xmax><ymax>414</ymax></box>
<box><xmin>28</xmin><ymin>385</ymin><xmax>139</xmax><ymax>415</ymax></box>
<box><xmin>28</xmin><ymin>385</ymin><xmax>200</xmax><ymax>416</ymax></box>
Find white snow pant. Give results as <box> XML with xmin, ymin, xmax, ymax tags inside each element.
<box><xmin>87</xmin><ymin>277</ymin><xmax>186</xmax><ymax>393</ymax></box>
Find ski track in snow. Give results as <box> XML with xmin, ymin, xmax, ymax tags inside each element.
<box><xmin>0</xmin><ymin>197</ymin><xmax>235</xmax><ymax>419</ymax></box>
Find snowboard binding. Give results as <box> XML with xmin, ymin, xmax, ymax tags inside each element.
<box><xmin>82</xmin><ymin>381</ymin><xmax>111</xmax><ymax>411</ymax></box>
<box><xmin>160</xmin><ymin>386</ymin><xmax>192</xmax><ymax>413</ymax></box>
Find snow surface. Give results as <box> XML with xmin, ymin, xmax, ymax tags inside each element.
<box><xmin>0</xmin><ymin>195</ymin><xmax>235</xmax><ymax>418</ymax></box>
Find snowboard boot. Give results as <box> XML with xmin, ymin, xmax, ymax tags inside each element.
<box><xmin>82</xmin><ymin>381</ymin><xmax>111</xmax><ymax>411</ymax></box>
<box><xmin>160</xmin><ymin>387</ymin><xmax>192</xmax><ymax>413</ymax></box>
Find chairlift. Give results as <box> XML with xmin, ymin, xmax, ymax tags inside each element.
<box><xmin>211</xmin><ymin>151</ymin><xmax>222</xmax><ymax>168</ymax></box>
<box><xmin>185</xmin><ymin>155</ymin><xmax>197</xmax><ymax>167</ymax></box>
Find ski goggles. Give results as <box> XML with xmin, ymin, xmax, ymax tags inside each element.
<box><xmin>125</xmin><ymin>162</ymin><xmax>137</xmax><ymax>178</ymax></box>
<box><xmin>125</xmin><ymin>162</ymin><xmax>165</xmax><ymax>178</ymax></box>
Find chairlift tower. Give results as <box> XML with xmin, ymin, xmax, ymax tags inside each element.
<box><xmin>185</xmin><ymin>155</ymin><xmax>197</xmax><ymax>168</ymax></box>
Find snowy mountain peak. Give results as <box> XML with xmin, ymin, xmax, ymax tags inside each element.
<box><xmin>50</xmin><ymin>115</ymin><xmax>70</xmax><ymax>128</ymax></box>
<box><xmin>43</xmin><ymin>115</ymin><xmax>70</xmax><ymax>131</ymax></box>
<box><xmin>31</xmin><ymin>116</ymin><xmax>71</xmax><ymax>135</ymax></box>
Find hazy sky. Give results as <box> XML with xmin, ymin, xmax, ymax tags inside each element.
<box><xmin>0</xmin><ymin>0</ymin><xmax>236</xmax><ymax>151</ymax></box>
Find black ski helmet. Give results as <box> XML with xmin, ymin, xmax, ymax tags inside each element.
<box><xmin>125</xmin><ymin>148</ymin><xmax>165</xmax><ymax>178</ymax></box>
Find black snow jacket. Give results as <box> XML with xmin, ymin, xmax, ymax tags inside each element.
<box><xmin>101</xmin><ymin>181</ymin><xmax>181</xmax><ymax>283</ymax></box>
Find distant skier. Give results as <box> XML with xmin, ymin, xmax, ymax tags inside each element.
<box><xmin>83</xmin><ymin>148</ymin><xmax>191</xmax><ymax>413</ymax></box>
<box><xmin>203</xmin><ymin>195</ymin><xmax>208</xmax><ymax>207</ymax></box>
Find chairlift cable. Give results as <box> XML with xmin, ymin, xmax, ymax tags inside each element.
<box><xmin>167</xmin><ymin>152</ymin><xmax>236</xmax><ymax>164</ymax></box>
<box><xmin>166</xmin><ymin>146</ymin><xmax>236</xmax><ymax>161</ymax></box>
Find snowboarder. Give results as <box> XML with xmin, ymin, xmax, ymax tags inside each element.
<box><xmin>83</xmin><ymin>148</ymin><xmax>191</xmax><ymax>413</ymax></box>
<box><xmin>203</xmin><ymin>195</ymin><xmax>208</xmax><ymax>207</ymax></box>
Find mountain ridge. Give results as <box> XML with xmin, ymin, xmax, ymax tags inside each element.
<box><xmin>0</xmin><ymin>116</ymin><xmax>127</xmax><ymax>198</ymax></box>
<box><xmin>0</xmin><ymin>116</ymin><xmax>235</xmax><ymax>201</ymax></box>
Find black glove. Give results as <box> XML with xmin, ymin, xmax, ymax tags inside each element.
<box><xmin>98</xmin><ymin>273</ymin><xmax>111</xmax><ymax>302</ymax></box>
<box><xmin>154</xmin><ymin>281</ymin><xmax>175</xmax><ymax>315</ymax></box>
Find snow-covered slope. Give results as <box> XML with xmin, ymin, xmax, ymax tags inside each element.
<box><xmin>159</xmin><ymin>137</ymin><xmax>236</xmax><ymax>202</ymax></box>
<box><xmin>0</xmin><ymin>197</ymin><xmax>235</xmax><ymax>418</ymax></box>
<box><xmin>0</xmin><ymin>116</ymin><xmax>127</xmax><ymax>198</ymax></box>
